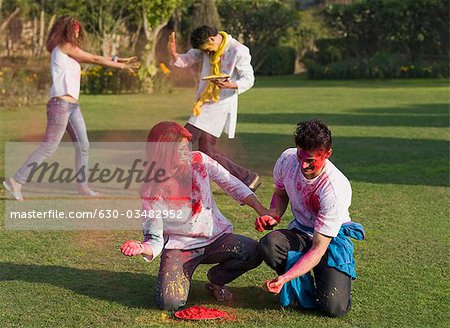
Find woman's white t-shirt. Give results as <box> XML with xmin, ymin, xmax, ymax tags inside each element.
<box><xmin>49</xmin><ymin>46</ymin><xmax>81</xmax><ymax>100</ymax></box>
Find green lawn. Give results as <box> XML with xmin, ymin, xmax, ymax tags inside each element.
<box><xmin>1</xmin><ymin>78</ymin><xmax>449</xmax><ymax>327</ymax></box>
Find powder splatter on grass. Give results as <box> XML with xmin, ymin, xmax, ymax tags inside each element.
<box><xmin>174</xmin><ymin>305</ymin><xmax>233</xmax><ymax>321</ymax></box>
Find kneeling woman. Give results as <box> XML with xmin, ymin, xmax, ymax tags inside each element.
<box><xmin>120</xmin><ymin>122</ymin><xmax>268</xmax><ymax>310</ymax></box>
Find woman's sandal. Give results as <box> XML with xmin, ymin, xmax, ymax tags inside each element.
<box><xmin>3</xmin><ymin>179</ymin><xmax>24</xmax><ymax>201</ymax></box>
<box><xmin>77</xmin><ymin>185</ymin><xmax>101</xmax><ymax>197</ymax></box>
<box><xmin>205</xmin><ymin>283</ymin><xmax>233</xmax><ymax>302</ymax></box>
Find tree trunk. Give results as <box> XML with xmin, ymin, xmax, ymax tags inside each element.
<box><xmin>101</xmin><ymin>33</ymin><xmax>113</xmax><ymax>56</ymax></box>
<box><xmin>0</xmin><ymin>7</ymin><xmax>21</xmax><ymax>35</ymax></box>
<box><xmin>32</xmin><ymin>15</ymin><xmax>38</xmax><ymax>56</ymax></box>
<box><xmin>143</xmin><ymin>27</ymin><xmax>164</xmax><ymax>66</ymax></box>
<box><xmin>47</xmin><ymin>14</ymin><xmax>56</xmax><ymax>32</ymax></box>
<box><xmin>193</xmin><ymin>0</ymin><xmax>221</xmax><ymax>29</ymax></box>
<box><xmin>130</xmin><ymin>19</ymin><xmax>142</xmax><ymax>53</ymax></box>
<box><xmin>38</xmin><ymin>1</ymin><xmax>45</xmax><ymax>56</ymax></box>
<box><xmin>140</xmin><ymin>9</ymin><xmax>166</xmax><ymax>94</ymax></box>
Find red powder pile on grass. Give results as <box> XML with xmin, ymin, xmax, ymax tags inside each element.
<box><xmin>174</xmin><ymin>305</ymin><xmax>232</xmax><ymax>321</ymax></box>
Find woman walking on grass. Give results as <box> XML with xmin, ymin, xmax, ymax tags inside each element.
<box><xmin>3</xmin><ymin>15</ymin><xmax>139</xmax><ymax>200</ymax></box>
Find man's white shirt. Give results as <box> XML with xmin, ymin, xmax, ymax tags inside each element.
<box><xmin>273</xmin><ymin>148</ymin><xmax>352</xmax><ymax>238</ymax></box>
<box><xmin>173</xmin><ymin>35</ymin><xmax>254</xmax><ymax>138</ymax></box>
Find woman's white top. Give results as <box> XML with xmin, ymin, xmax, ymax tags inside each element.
<box><xmin>141</xmin><ymin>151</ymin><xmax>254</xmax><ymax>261</ymax></box>
<box><xmin>49</xmin><ymin>46</ymin><xmax>81</xmax><ymax>100</ymax></box>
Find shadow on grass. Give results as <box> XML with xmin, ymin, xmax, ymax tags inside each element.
<box><xmin>8</xmin><ymin>100</ymin><xmax>449</xmax><ymax>188</ymax></box>
<box><xmin>0</xmin><ymin>262</ymin><xmax>313</xmax><ymax>313</ymax></box>
<box><xmin>352</xmin><ymin>103</ymin><xmax>449</xmax><ymax>115</ymax></box>
<box><xmin>226</xmin><ymin>133</ymin><xmax>449</xmax><ymax>187</ymax></box>
<box><xmin>236</xmin><ymin>103</ymin><xmax>449</xmax><ymax>127</ymax></box>
<box><xmin>8</xmin><ymin>131</ymin><xmax>449</xmax><ymax>187</ymax></box>
<box><xmin>12</xmin><ymin>103</ymin><xmax>447</xmax><ymax>144</ymax></box>
<box><xmin>253</xmin><ymin>76</ymin><xmax>449</xmax><ymax>89</ymax></box>
<box><xmin>0</xmin><ymin>262</ymin><xmax>157</xmax><ymax>308</ymax></box>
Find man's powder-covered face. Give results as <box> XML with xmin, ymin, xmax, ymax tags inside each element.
<box><xmin>296</xmin><ymin>148</ymin><xmax>330</xmax><ymax>179</ymax></box>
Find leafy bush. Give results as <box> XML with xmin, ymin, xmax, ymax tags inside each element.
<box><xmin>322</xmin><ymin>0</ymin><xmax>449</xmax><ymax>60</ymax></box>
<box><xmin>257</xmin><ymin>46</ymin><xmax>296</xmax><ymax>76</ymax></box>
<box><xmin>307</xmin><ymin>38</ymin><xmax>344</xmax><ymax>65</ymax></box>
<box><xmin>80</xmin><ymin>65</ymin><xmax>141</xmax><ymax>94</ymax></box>
<box><xmin>154</xmin><ymin>63</ymin><xmax>173</xmax><ymax>94</ymax></box>
<box><xmin>304</xmin><ymin>0</ymin><xmax>449</xmax><ymax>79</ymax></box>
<box><xmin>218</xmin><ymin>0</ymin><xmax>299</xmax><ymax>72</ymax></box>
<box><xmin>81</xmin><ymin>62</ymin><xmax>174</xmax><ymax>95</ymax></box>
<box><xmin>0</xmin><ymin>63</ymin><xmax>49</xmax><ymax>108</ymax></box>
<box><xmin>306</xmin><ymin>53</ymin><xmax>449</xmax><ymax>79</ymax></box>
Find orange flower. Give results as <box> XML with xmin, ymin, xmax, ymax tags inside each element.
<box><xmin>159</xmin><ymin>62</ymin><xmax>171</xmax><ymax>75</ymax></box>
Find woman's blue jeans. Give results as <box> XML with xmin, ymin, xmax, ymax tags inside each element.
<box><xmin>14</xmin><ymin>97</ymin><xmax>89</xmax><ymax>185</ymax></box>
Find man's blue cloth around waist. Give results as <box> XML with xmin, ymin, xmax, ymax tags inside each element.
<box><xmin>280</xmin><ymin>222</ymin><xmax>365</xmax><ymax>308</ymax></box>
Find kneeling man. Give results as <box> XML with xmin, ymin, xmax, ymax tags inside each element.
<box><xmin>257</xmin><ymin>119</ymin><xmax>364</xmax><ymax>317</ymax></box>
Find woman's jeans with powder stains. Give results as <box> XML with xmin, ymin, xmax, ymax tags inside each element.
<box><xmin>156</xmin><ymin>233</ymin><xmax>262</xmax><ymax>310</ymax></box>
<box><xmin>14</xmin><ymin>97</ymin><xmax>90</xmax><ymax>185</ymax></box>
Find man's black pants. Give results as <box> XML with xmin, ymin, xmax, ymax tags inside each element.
<box><xmin>258</xmin><ymin>228</ymin><xmax>352</xmax><ymax>317</ymax></box>
<box><xmin>185</xmin><ymin>123</ymin><xmax>257</xmax><ymax>186</ymax></box>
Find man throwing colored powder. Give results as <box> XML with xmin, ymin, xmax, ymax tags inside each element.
<box><xmin>168</xmin><ymin>25</ymin><xmax>260</xmax><ymax>191</ymax></box>
<box><xmin>256</xmin><ymin>119</ymin><xmax>364</xmax><ymax>317</ymax></box>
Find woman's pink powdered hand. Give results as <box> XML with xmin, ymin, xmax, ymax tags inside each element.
<box><xmin>120</xmin><ymin>240</ymin><xmax>143</xmax><ymax>256</ymax></box>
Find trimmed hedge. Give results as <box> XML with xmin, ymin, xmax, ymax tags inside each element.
<box><xmin>257</xmin><ymin>46</ymin><xmax>297</xmax><ymax>76</ymax></box>
<box><xmin>80</xmin><ymin>65</ymin><xmax>141</xmax><ymax>94</ymax></box>
<box><xmin>304</xmin><ymin>0</ymin><xmax>449</xmax><ymax>79</ymax></box>
<box><xmin>306</xmin><ymin>54</ymin><xmax>449</xmax><ymax>79</ymax></box>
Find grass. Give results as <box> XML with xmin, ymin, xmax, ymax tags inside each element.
<box><xmin>1</xmin><ymin>78</ymin><xmax>449</xmax><ymax>327</ymax></box>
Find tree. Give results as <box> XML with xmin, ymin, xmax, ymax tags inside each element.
<box><xmin>293</xmin><ymin>8</ymin><xmax>331</xmax><ymax>73</ymax></box>
<box><xmin>0</xmin><ymin>0</ymin><xmax>82</xmax><ymax>56</ymax></box>
<box><xmin>0</xmin><ymin>0</ymin><xmax>41</xmax><ymax>56</ymax></box>
<box><xmin>193</xmin><ymin>0</ymin><xmax>221</xmax><ymax>29</ymax></box>
<box><xmin>0</xmin><ymin>2</ymin><xmax>21</xmax><ymax>35</ymax></box>
<box><xmin>138</xmin><ymin>0</ymin><xmax>180</xmax><ymax>93</ymax></box>
<box><xmin>170</xmin><ymin>0</ymin><xmax>222</xmax><ymax>53</ymax></box>
<box><xmin>76</xmin><ymin>0</ymin><xmax>138</xmax><ymax>56</ymax></box>
<box><xmin>217</xmin><ymin>0</ymin><xmax>298</xmax><ymax>72</ymax></box>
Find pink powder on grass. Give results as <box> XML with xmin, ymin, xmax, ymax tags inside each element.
<box><xmin>174</xmin><ymin>305</ymin><xmax>232</xmax><ymax>320</ymax></box>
